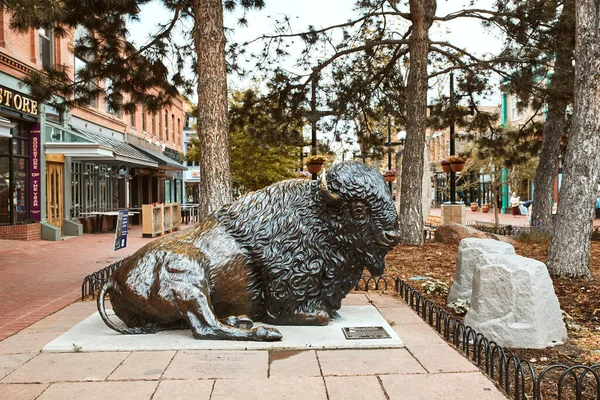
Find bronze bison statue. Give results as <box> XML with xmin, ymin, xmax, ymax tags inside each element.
<box><xmin>97</xmin><ymin>161</ymin><xmax>400</xmax><ymax>341</ymax></box>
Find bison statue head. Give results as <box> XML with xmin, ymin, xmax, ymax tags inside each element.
<box><xmin>318</xmin><ymin>161</ymin><xmax>400</xmax><ymax>276</ymax></box>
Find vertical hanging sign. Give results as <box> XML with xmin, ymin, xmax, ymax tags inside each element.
<box><xmin>114</xmin><ymin>210</ymin><xmax>129</xmax><ymax>251</ymax></box>
<box><xmin>29</xmin><ymin>123</ymin><xmax>41</xmax><ymax>220</ymax></box>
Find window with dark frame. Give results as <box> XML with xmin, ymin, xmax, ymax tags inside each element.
<box><xmin>104</xmin><ymin>78</ymin><xmax>122</xmax><ymax>119</ymax></box>
<box><xmin>39</xmin><ymin>26</ymin><xmax>52</xmax><ymax>69</ymax></box>
<box><xmin>171</xmin><ymin>114</ymin><xmax>175</xmax><ymax>144</ymax></box>
<box><xmin>141</xmin><ymin>103</ymin><xmax>146</xmax><ymax>132</ymax></box>
<box><xmin>73</xmin><ymin>25</ymin><xmax>97</xmax><ymax>108</ymax></box>
<box><xmin>165</xmin><ymin>110</ymin><xmax>169</xmax><ymax>142</ymax></box>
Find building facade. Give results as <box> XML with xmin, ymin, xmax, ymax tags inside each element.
<box><xmin>0</xmin><ymin>11</ymin><xmax>186</xmax><ymax>239</ymax></box>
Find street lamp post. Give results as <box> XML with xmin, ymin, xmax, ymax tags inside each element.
<box><xmin>311</xmin><ymin>76</ymin><xmax>318</xmax><ymax>180</ymax></box>
<box><xmin>449</xmin><ymin>72</ymin><xmax>456</xmax><ymax>204</ymax></box>
<box><xmin>385</xmin><ymin>115</ymin><xmax>405</xmax><ymax>194</ymax></box>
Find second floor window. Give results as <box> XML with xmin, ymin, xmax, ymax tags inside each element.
<box><xmin>104</xmin><ymin>78</ymin><xmax>122</xmax><ymax>118</ymax></box>
<box><xmin>39</xmin><ymin>26</ymin><xmax>53</xmax><ymax>69</ymax></box>
<box><xmin>74</xmin><ymin>25</ymin><xmax>97</xmax><ymax>108</ymax></box>
<box><xmin>141</xmin><ymin>103</ymin><xmax>146</xmax><ymax>131</ymax></box>
<box><xmin>164</xmin><ymin>110</ymin><xmax>169</xmax><ymax>141</ymax></box>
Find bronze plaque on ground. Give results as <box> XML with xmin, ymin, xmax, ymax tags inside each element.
<box><xmin>342</xmin><ymin>326</ymin><xmax>391</xmax><ymax>340</ymax></box>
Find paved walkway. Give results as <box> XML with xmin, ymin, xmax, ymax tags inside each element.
<box><xmin>0</xmin><ymin>294</ymin><xmax>506</xmax><ymax>400</ymax></box>
<box><xmin>430</xmin><ymin>206</ymin><xmax>600</xmax><ymax>227</ymax></box>
<box><xmin>0</xmin><ymin>225</ymin><xmax>191</xmax><ymax>341</ymax></box>
<box><xmin>0</xmin><ymin>219</ymin><xmax>509</xmax><ymax>399</ymax></box>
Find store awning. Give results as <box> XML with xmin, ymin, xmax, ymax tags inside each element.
<box><xmin>73</xmin><ymin>129</ymin><xmax>158</xmax><ymax>167</ymax></box>
<box><xmin>130</xmin><ymin>144</ymin><xmax>187</xmax><ymax>171</ymax></box>
<box><xmin>45</xmin><ymin>142</ymin><xmax>114</xmax><ymax>158</ymax></box>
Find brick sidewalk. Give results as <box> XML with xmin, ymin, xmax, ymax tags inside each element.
<box><xmin>0</xmin><ymin>225</ymin><xmax>192</xmax><ymax>341</ymax></box>
<box><xmin>430</xmin><ymin>206</ymin><xmax>600</xmax><ymax>227</ymax></box>
<box><xmin>0</xmin><ymin>294</ymin><xmax>506</xmax><ymax>400</ymax></box>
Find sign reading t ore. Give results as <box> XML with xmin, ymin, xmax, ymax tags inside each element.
<box><xmin>342</xmin><ymin>326</ymin><xmax>391</xmax><ymax>340</ymax></box>
<box><xmin>0</xmin><ymin>86</ymin><xmax>38</xmax><ymax>117</ymax></box>
<box><xmin>114</xmin><ymin>210</ymin><xmax>129</xmax><ymax>251</ymax></box>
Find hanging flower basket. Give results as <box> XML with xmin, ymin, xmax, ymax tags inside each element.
<box><xmin>448</xmin><ymin>155</ymin><xmax>466</xmax><ymax>172</ymax></box>
<box><xmin>383</xmin><ymin>168</ymin><xmax>396</xmax><ymax>182</ymax></box>
<box><xmin>450</xmin><ymin>161</ymin><xmax>465</xmax><ymax>172</ymax></box>
<box><xmin>307</xmin><ymin>162</ymin><xmax>323</xmax><ymax>174</ymax></box>
<box><xmin>440</xmin><ymin>160</ymin><xmax>451</xmax><ymax>173</ymax></box>
<box><xmin>305</xmin><ymin>155</ymin><xmax>328</xmax><ymax>174</ymax></box>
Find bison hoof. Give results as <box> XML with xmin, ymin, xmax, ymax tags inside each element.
<box><xmin>222</xmin><ymin>315</ymin><xmax>254</xmax><ymax>329</ymax></box>
<box><xmin>291</xmin><ymin>310</ymin><xmax>330</xmax><ymax>326</ymax></box>
<box><xmin>254</xmin><ymin>326</ymin><xmax>282</xmax><ymax>341</ymax></box>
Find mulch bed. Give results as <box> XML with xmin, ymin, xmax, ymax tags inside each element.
<box><xmin>382</xmin><ymin>240</ymin><xmax>600</xmax><ymax>397</ymax></box>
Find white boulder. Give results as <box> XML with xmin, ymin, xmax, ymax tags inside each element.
<box><xmin>447</xmin><ymin>238</ymin><xmax>516</xmax><ymax>304</ymax></box>
<box><xmin>464</xmin><ymin>254</ymin><xmax>567</xmax><ymax>348</ymax></box>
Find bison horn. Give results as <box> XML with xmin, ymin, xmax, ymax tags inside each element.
<box><xmin>320</xmin><ymin>170</ymin><xmax>342</xmax><ymax>206</ymax></box>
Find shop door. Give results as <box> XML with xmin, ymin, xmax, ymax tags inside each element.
<box><xmin>46</xmin><ymin>155</ymin><xmax>64</xmax><ymax>228</ymax></box>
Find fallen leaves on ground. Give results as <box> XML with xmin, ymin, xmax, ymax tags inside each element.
<box><xmin>383</xmin><ymin>240</ymin><xmax>600</xmax><ymax>370</ymax></box>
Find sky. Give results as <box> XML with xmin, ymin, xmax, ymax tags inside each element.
<box><xmin>128</xmin><ymin>0</ymin><xmax>504</xmax><ymax>155</ymax></box>
<box><xmin>128</xmin><ymin>0</ymin><xmax>503</xmax><ymax>96</ymax></box>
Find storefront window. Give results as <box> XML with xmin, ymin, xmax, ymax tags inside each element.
<box><xmin>0</xmin><ymin>154</ymin><xmax>9</xmax><ymax>224</ymax></box>
<box><xmin>0</xmin><ymin>122</ymin><xmax>30</xmax><ymax>224</ymax></box>
<box><xmin>70</xmin><ymin>161</ymin><xmax>113</xmax><ymax>217</ymax></box>
<box><xmin>164</xmin><ymin>180</ymin><xmax>172</xmax><ymax>203</ymax></box>
<box><xmin>13</xmin><ymin>157</ymin><xmax>28</xmax><ymax>222</ymax></box>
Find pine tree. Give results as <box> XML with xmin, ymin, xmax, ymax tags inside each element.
<box><xmin>228</xmin><ymin>0</ymin><xmax>502</xmax><ymax>245</ymax></box>
<box><xmin>2</xmin><ymin>0</ymin><xmax>266</xmax><ymax>218</ymax></box>
<box><xmin>546</xmin><ymin>0</ymin><xmax>600</xmax><ymax>279</ymax></box>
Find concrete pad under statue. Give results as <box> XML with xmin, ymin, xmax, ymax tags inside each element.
<box><xmin>42</xmin><ymin>306</ymin><xmax>403</xmax><ymax>353</ymax></box>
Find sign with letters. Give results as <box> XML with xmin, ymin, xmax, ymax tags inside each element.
<box><xmin>29</xmin><ymin>123</ymin><xmax>41</xmax><ymax>220</ymax></box>
<box><xmin>342</xmin><ymin>326</ymin><xmax>391</xmax><ymax>340</ymax></box>
<box><xmin>0</xmin><ymin>86</ymin><xmax>38</xmax><ymax>117</ymax></box>
<box><xmin>114</xmin><ymin>210</ymin><xmax>129</xmax><ymax>251</ymax></box>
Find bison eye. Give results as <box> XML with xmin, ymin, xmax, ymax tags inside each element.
<box><xmin>350</xmin><ymin>201</ymin><xmax>368</xmax><ymax>220</ymax></box>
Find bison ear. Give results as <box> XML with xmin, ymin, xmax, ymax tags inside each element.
<box><xmin>320</xmin><ymin>170</ymin><xmax>342</xmax><ymax>207</ymax></box>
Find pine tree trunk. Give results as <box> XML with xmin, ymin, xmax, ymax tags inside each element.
<box><xmin>546</xmin><ymin>0</ymin><xmax>600</xmax><ymax>279</ymax></box>
<box><xmin>398</xmin><ymin>0</ymin><xmax>436</xmax><ymax>245</ymax></box>
<box><xmin>531</xmin><ymin>0</ymin><xmax>574</xmax><ymax>231</ymax></box>
<box><xmin>192</xmin><ymin>0</ymin><xmax>232</xmax><ymax>219</ymax></box>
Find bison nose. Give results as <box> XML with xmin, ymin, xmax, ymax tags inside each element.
<box><xmin>375</xmin><ymin>230</ymin><xmax>401</xmax><ymax>247</ymax></box>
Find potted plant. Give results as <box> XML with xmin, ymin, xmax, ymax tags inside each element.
<box><xmin>383</xmin><ymin>168</ymin><xmax>397</xmax><ymax>182</ymax></box>
<box><xmin>305</xmin><ymin>155</ymin><xmax>328</xmax><ymax>174</ymax></box>
<box><xmin>440</xmin><ymin>159</ymin><xmax>451</xmax><ymax>173</ymax></box>
<box><xmin>470</xmin><ymin>203</ymin><xmax>478</xmax><ymax>212</ymax></box>
<box><xmin>448</xmin><ymin>155</ymin><xmax>466</xmax><ymax>172</ymax></box>
<box><xmin>482</xmin><ymin>203</ymin><xmax>490</xmax><ymax>213</ymax></box>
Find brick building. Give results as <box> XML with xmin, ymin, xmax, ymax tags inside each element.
<box><xmin>0</xmin><ymin>10</ymin><xmax>186</xmax><ymax>239</ymax></box>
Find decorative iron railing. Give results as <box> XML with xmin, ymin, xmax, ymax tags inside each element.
<box><xmin>354</xmin><ymin>275</ymin><xmax>600</xmax><ymax>400</ymax></box>
<box><xmin>81</xmin><ymin>259</ymin><xmax>124</xmax><ymax>300</ymax></box>
<box><xmin>81</xmin><ymin>262</ymin><xmax>598</xmax><ymax>399</ymax></box>
<box><xmin>467</xmin><ymin>220</ymin><xmax>514</xmax><ymax>236</ymax></box>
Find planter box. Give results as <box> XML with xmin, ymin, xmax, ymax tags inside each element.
<box><xmin>0</xmin><ymin>223</ymin><xmax>41</xmax><ymax>241</ymax></box>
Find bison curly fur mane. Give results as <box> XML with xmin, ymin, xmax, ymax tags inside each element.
<box><xmin>216</xmin><ymin>161</ymin><xmax>395</xmax><ymax>322</ymax></box>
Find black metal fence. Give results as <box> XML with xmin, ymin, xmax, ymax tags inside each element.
<box><xmin>80</xmin><ymin>261</ymin><xmax>599</xmax><ymax>399</ymax></box>
<box><xmin>467</xmin><ymin>220</ymin><xmax>515</xmax><ymax>236</ymax></box>
<box><xmin>354</xmin><ymin>275</ymin><xmax>600</xmax><ymax>400</ymax></box>
<box><xmin>81</xmin><ymin>259</ymin><xmax>124</xmax><ymax>300</ymax></box>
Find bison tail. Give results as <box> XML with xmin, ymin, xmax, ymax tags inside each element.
<box><xmin>97</xmin><ymin>281</ymin><xmax>147</xmax><ymax>335</ymax></box>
